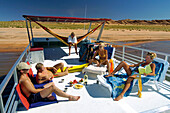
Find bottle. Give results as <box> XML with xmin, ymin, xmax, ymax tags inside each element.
<box><xmin>84</xmin><ymin>74</ymin><xmax>88</xmax><ymax>85</ymax></box>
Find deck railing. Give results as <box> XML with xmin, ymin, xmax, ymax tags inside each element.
<box><xmin>0</xmin><ymin>39</ymin><xmax>170</xmax><ymax>113</ymax></box>
<box><xmin>0</xmin><ymin>45</ymin><xmax>30</xmax><ymax>113</ymax></box>
<box><xmin>91</xmin><ymin>38</ymin><xmax>170</xmax><ymax>78</ymax></box>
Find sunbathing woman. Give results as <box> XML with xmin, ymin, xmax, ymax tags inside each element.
<box><xmin>89</xmin><ymin>43</ymin><xmax>111</xmax><ymax>75</ymax></box>
<box><xmin>105</xmin><ymin>52</ymin><xmax>157</xmax><ymax>101</ymax></box>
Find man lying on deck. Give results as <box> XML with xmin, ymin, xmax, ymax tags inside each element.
<box><xmin>17</xmin><ymin>62</ymin><xmax>80</xmax><ymax>104</ymax></box>
<box><xmin>105</xmin><ymin>52</ymin><xmax>157</xmax><ymax>101</ymax></box>
<box><xmin>35</xmin><ymin>63</ymin><xmax>72</xmax><ymax>84</ymax></box>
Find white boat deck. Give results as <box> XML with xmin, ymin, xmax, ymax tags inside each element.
<box><xmin>17</xmin><ymin>47</ymin><xmax>170</xmax><ymax>113</ymax></box>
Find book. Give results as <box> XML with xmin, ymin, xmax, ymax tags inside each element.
<box><xmin>138</xmin><ymin>65</ymin><xmax>152</xmax><ymax>75</ymax></box>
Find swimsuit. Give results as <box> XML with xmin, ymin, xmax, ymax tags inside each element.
<box><xmin>99</xmin><ymin>51</ymin><xmax>106</xmax><ymax>63</ymax></box>
<box><xmin>131</xmin><ymin>62</ymin><xmax>152</xmax><ymax>76</ymax></box>
<box><xmin>27</xmin><ymin>92</ymin><xmax>44</xmax><ymax>103</ymax></box>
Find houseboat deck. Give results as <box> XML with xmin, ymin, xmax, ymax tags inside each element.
<box><xmin>16</xmin><ymin>46</ymin><xmax>170</xmax><ymax>113</ymax></box>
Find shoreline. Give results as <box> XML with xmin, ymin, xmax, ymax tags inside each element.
<box><xmin>0</xmin><ymin>28</ymin><xmax>170</xmax><ymax>52</ymax></box>
<box><xmin>0</xmin><ymin>39</ymin><xmax>170</xmax><ymax>53</ymax></box>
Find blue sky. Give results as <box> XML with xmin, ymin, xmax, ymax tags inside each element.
<box><xmin>0</xmin><ymin>0</ymin><xmax>170</xmax><ymax>21</ymax></box>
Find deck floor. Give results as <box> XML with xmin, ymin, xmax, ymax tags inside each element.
<box><xmin>17</xmin><ymin>47</ymin><xmax>170</xmax><ymax>113</ymax></box>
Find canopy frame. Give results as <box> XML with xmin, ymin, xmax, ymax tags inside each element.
<box><xmin>23</xmin><ymin>15</ymin><xmax>111</xmax><ymax>46</ymax></box>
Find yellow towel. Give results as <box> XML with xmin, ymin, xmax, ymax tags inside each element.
<box><xmin>136</xmin><ymin>74</ymin><xmax>142</xmax><ymax>98</ymax></box>
<box><xmin>55</xmin><ymin>63</ymin><xmax>89</xmax><ymax>74</ymax></box>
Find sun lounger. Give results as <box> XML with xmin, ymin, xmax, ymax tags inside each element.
<box><xmin>97</xmin><ymin>58</ymin><xmax>169</xmax><ymax>98</ymax></box>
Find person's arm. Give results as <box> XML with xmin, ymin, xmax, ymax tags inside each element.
<box><xmin>22</xmin><ymin>79</ymin><xmax>43</xmax><ymax>94</ymax></box>
<box><xmin>129</xmin><ymin>61</ymin><xmax>144</xmax><ymax>67</ymax></box>
<box><xmin>144</xmin><ymin>63</ymin><xmax>156</xmax><ymax>76</ymax></box>
<box><xmin>92</xmin><ymin>50</ymin><xmax>98</xmax><ymax>59</ymax></box>
<box><xmin>73</xmin><ymin>36</ymin><xmax>77</xmax><ymax>44</ymax></box>
<box><xmin>37</xmin><ymin>73</ymin><xmax>53</xmax><ymax>84</ymax></box>
<box><xmin>104</xmin><ymin>50</ymin><xmax>108</xmax><ymax>60</ymax></box>
<box><xmin>46</xmin><ymin>67</ymin><xmax>57</xmax><ymax>73</ymax></box>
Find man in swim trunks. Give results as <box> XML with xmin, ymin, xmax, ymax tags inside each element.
<box><xmin>89</xmin><ymin>43</ymin><xmax>111</xmax><ymax>75</ymax></box>
<box><xmin>35</xmin><ymin>63</ymin><xmax>72</xmax><ymax>84</ymax></box>
<box><xmin>105</xmin><ymin>52</ymin><xmax>157</xmax><ymax>101</ymax></box>
<box><xmin>17</xmin><ymin>62</ymin><xmax>80</xmax><ymax>104</ymax></box>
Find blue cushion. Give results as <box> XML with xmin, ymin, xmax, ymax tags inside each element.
<box><xmin>29</xmin><ymin>92</ymin><xmax>58</xmax><ymax>108</ymax></box>
<box><xmin>30</xmin><ymin>80</ymin><xmax>58</xmax><ymax>109</ymax></box>
<box><xmin>146</xmin><ymin>61</ymin><xmax>163</xmax><ymax>80</ymax></box>
<box><xmin>104</xmin><ymin>47</ymin><xmax>114</xmax><ymax>59</ymax></box>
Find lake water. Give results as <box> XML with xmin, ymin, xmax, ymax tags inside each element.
<box><xmin>0</xmin><ymin>52</ymin><xmax>22</xmax><ymax>77</ymax></box>
<box><xmin>0</xmin><ymin>41</ymin><xmax>169</xmax><ymax>77</ymax></box>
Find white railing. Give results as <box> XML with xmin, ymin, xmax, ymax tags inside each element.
<box><xmin>0</xmin><ymin>45</ymin><xmax>30</xmax><ymax>113</ymax></box>
<box><xmin>91</xmin><ymin>38</ymin><xmax>170</xmax><ymax>78</ymax></box>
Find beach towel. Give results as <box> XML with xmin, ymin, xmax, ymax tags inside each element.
<box><xmin>104</xmin><ymin>74</ymin><xmax>133</xmax><ymax>99</ymax></box>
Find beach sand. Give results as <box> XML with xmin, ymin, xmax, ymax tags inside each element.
<box><xmin>0</xmin><ymin>28</ymin><xmax>170</xmax><ymax>76</ymax></box>
<box><xmin>0</xmin><ymin>28</ymin><xmax>170</xmax><ymax>52</ymax></box>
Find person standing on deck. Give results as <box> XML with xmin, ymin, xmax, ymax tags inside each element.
<box><xmin>17</xmin><ymin>62</ymin><xmax>80</xmax><ymax>104</ymax></box>
<box><xmin>68</xmin><ymin>32</ymin><xmax>78</xmax><ymax>55</ymax></box>
<box><xmin>105</xmin><ymin>52</ymin><xmax>157</xmax><ymax>101</ymax></box>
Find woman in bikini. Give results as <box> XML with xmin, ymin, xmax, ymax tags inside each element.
<box><xmin>105</xmin><ymin>52</ymin><xmax>157</xmax><ymax>101</ymax></box>
<box><xmin>89</xmin><ymin>43</ymin><xmax>111</xmax><ymax>75</ymax></box>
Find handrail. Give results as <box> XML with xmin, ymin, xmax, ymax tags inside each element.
<box><xmin>90</xmin><ymin>38</ymin><xmax>170</xmax><ymax>79</ymax></box>
<box><xmin>0</xmin><ymin>44</ymin><xmax>30</xmax><ymax>113</ymax></box>
<box><xmin>90</xmin><ymin>38</ymin><xmax>170</xmax><ymax>56</ymax></box>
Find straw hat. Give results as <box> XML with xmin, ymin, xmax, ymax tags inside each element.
<box><xmin>17</xmin><ymin>62</ymin><xmax>31</xmax><ymax>70</ymax></box>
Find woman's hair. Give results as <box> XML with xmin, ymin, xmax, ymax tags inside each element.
<box><xmin>147</xmin><ymin>52</ymin><xmax>157</xmax><ymax>59</ymax></box>
<box><xmin>99</xmin><ymin>43</ymin><xmax>105</xmax><ymax>47</ymax></box>
<box><xmin>35</xmin><ymin>63</ymin><xmax>44</xmax><ymax>70</ymax></box>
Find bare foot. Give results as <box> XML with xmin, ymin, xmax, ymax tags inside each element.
<box><xmin>69</xmin><ymin>96</ymin><xmax>80</xmax><ymax>101</ymax></box>
<box><xmin>105</xmin><ymin>74</ymin><xmax>112</xmax><ymax>77</ymax></box>
<box><xmin>114</xmin><ymin>95</ymin><xmax>123</xmax><ymax>101</ymax></box>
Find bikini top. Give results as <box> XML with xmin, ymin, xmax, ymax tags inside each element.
<box><xmin>138</xmin><ymin>62</ymin><xmax>152</xmax><ymax>74</ymax></box>
<box><xmin>99</xmin><ymin>50</ymin><xmax>106</xmax><ymax>58</ymax></box>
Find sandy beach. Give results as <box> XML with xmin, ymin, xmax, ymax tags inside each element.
<box><xmin>0</xmin><ymin>28</ymin><xmax>170</xmax><ymax>52</ymax></box>
<box><xmin>0</xmin><ymin>28</ymin><xmax>170</xmax><ymax>76</ymax></box>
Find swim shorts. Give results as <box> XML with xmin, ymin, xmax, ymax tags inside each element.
<box><xmin>27</xmin><ymin>92</ymin><xmax>43</xmax><ymax>103</ymax></box>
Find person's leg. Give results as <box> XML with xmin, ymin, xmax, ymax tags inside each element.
<box><xmin>41</xmin><ymin>82</ymin><xmax>80</xmax><ymax>101</ymax></box>
<box><xmin>112</xmin><ymin>61</ymin><xmax>132</xmax><ymax>76</ymax></box>
<box><xmin>54</xmin><ymin>62</ymin><xmax>64</xmax><ymax>72</ymax></box>
<box><xmin>68</xmin><ymin>43</ymin><xmax>72</xmax><ymax>55</ymax></box>
<box><xmin>55</xmin><ymin>67</ymin><xmax>69</xmax><ymax>77</ymax></box>
<box><xmin>74</xmin><ymin>44</ymin><xmax>78</xmax><ymax>55</ymax></box>
<box><xmin>88</xmin><ymin>59</ymin><xmax>99</xmax><ymax>65</ymax></box>
<box><xmin>102</xmin><ymin>60</ymin><xmax>110</xmax><ymax>74</ymax></box>
<box><xmin>114</xmin><ymin>75</ymin><xmax>137</xmax><ymax>101</ymax></box>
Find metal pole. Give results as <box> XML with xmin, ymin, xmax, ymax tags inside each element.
<box><xmin>29</xmin><ymin>20</ymin><xmax>34</xmax><ymax>46</ymax></box>
<box><xmin>25</xmin><ymin>18</ymin><xmax>31</xmax><ymax>47</ymax></box>
<box><xmin>122</xmin><ymin>46</ymin><xmax>125</xmax><ymax>61</ymax></box>
<box><xmin>85</xmin><ymin>22</ymin><xmax>92</xmax><ymax>41</ymax></box>
<box><xmin>97</xmin><ymin>22</ymin><xmax>105</xmax><ymax>42</ymax></box>
<box><xmin>165</xmin><ymin>55</ymin><xmax>168</xmax><ymax>62</ymax></box>
<box><xmin>13</xmin><ymin>68</ymin><xmax>18</xmax><ymax>84</ymax></box>
<box><xmin>141</xmin><ymin>50</ymin><xmax>144</xmax><ymax>61</ymax></box>
<box><xmin>0</xmin><ymin>95</ymin><xmax>5</xmax><ymax>113</ymax></box>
